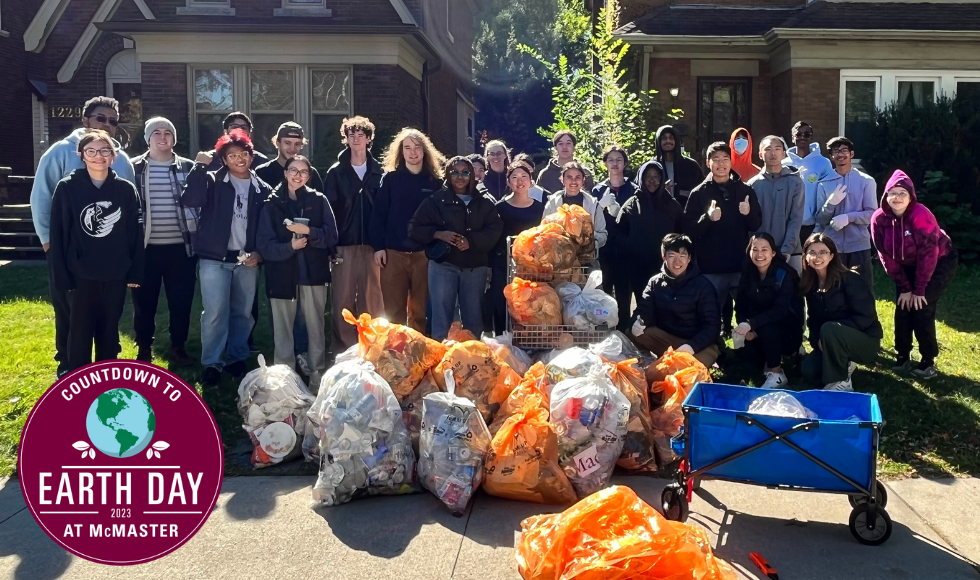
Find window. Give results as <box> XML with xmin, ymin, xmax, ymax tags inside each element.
<box><xmin>956</xmin><ymin>81</ymin><xmax>980</xmax><ymax>101</ymax></box>
<box><xmin>697</xmin><ymin>78</ymin><xmax>751</xmax><ymax>155</ymax></box>
<box><xmin>106</xmin><ymin>50</ymin><xmax>143</xmax><ymax>153</ymax></box>
<box><xmin>275</xmin><ymin>0</ymin><xmax>331</xmax><ymax>17</ymax></box>
<box><xmin>189</xmin><ymin>66</ymin><xmax>352</xmax><ymax>168</ymax></box>
<box><xmin>178</xmin><ymin>0</ymin><xmax>234</xmax><ymax>16</ymax></box>
<box><xmin>842</xmin><ymin>79</ymin><xmax>878</xmax><ymax>158</ymax></box>
<box><xmin>897</xmin><ymin>81</ymin><xmax>935</xmax><ymax>108</ymax></box>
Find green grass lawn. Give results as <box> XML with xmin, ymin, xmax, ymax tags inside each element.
<box><xmin>1</xmin><ymin>262</ymin><xmax>978</xmax><ymax>479</ymax></box>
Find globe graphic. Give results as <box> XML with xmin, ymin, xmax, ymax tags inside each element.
<box><xmin>85</xmin><ymin>388</ymin><xmax>156</xmax><ymax>458</ymax></box>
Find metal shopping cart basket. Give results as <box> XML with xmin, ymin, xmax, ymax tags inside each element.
<box><xmin>504</xmin><ymin>236</ymin><xmax>612</xmax><ymax>350</ymax></box>
<box><xmin>662</xmin><ymin>382</ymin><xmax>892</xmax><ymax>545</ymax></box>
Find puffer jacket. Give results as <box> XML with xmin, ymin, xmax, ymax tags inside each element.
<box><xmin>408</xmin><ymin>187</ymin><xmax>504</xmax><ymax>269</ymax></box>
<box><xmin>871</xmin><ymin>170</ymin><xmax>953</xmax><ymax>296</ymax></box>
<box><xmin>805</xmin><ymin>270</ymin><xmax>883</xmax><ymax>348</ymax></box>
<box><xmin>683</xmin><ymin>170</ymin><xmax>763</xmax><ymax>275</ymax></box>
<box><xmin>634</xmin><ymin>263</ymin><xmax>720</xmax><ymax>353</ymax></box>
<box><xmin>735</xmin><ymin>258</ymin><xmax>804</xmax><ymax>331</ymax></box>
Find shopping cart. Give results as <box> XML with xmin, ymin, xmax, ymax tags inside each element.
<box><xmin>662</xmin><ymin>382</ymin><xmax>892</xmax><ymax>545</ymax></box>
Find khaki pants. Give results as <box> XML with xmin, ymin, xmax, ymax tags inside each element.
<box><xmin>331</xmin><ymin>245</ymin><xmax>385</xmax><ymax>351</ymax></box>
<box><xmin>380</xmin><ymin>249</ymin><xmax>429</xmax><ymax>333</ymax></box>
<box><xmin>633</xmin><ymin>326</ymin><xmax>720</xmax><ymax>368</ymax></box>
<box><xmin>271</xmin><ymin>286</ymin><xmax>328</xmax><ymax>377</ymax></box>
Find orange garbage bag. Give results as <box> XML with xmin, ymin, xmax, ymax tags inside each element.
<box><xmin>646</xmin><ymin>347</ymin><xmax>712</xmax><ymax>408</ymax></box>
<box><xmin>649</xmin><ymin>373</ymin><xmax>696</xmax><ymax>467</ymax></box>
<box><xmin>516</xmin><ymin>485</ymin><xmax>737</xmax><ymax>580</ymax></box>
<box><xmin>488</xmin><ymin>362</ymin><xmax>549</xmax><ymax>435</ymax></box>
<box><xmin>433</xmin><ymin>340</ymin><xmax>522</xmax><ymax>423</ymax></box>
<box><xmin>542</xmin><ymin>204</ymin><xmax>595</xmax><ymax>260</ymax></box>
<box><xmin>504</xmin><ymin>277</ymin><xmax>563</xmax><ymax>327</ymax></box>
<box><xmin>513</xmin><ymin>223</ymin><xmax>577</xmax><ymax>278</ymax></box>
<box><xmin>343</xmin><ymin>309</ymin><xmax>447</xmax><ymax>400</ymax></box>
<box><xmin>606</xmin><ymin>360</ymin><xmax>657</xmax><ymax>472</ymax></box>
<box><xmin>484</xmin><ymin>401</ymin><xmax>577</xmax><ymax>505</ymax></box>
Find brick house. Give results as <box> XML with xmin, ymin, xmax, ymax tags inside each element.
<box><xmin>615</xmin><ymin>0</ymin><xmax>980</xmax><ymax>162</ymax></box>
<box><xmin>7</xmin><ymin>0</ymin><xmax>479</xmax><ymax>175</ymax></box>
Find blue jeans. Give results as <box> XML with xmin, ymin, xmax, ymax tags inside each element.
<box><xmin>199</xmin><ymin>259</ymin><xmax>259</xmax><ymax>368</ymax></box>
<box><xmin>428</xmin><ymin>260</ymin><xmax>488</xmax><ymax>341</ymax></box>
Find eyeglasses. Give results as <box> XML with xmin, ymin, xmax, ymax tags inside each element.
<box><xmin>286</xmin><ymin>168</ymin><xmax>311</xmax><ymax>177</ymax></box>
<box><xmin>830</xmin><ymin>147</ymin><xmax>852</xmax><ymax>156</ymax></box>
<box><xmin>87</xmin><ymin>114</ymin><xmax>119</xmax><ymax>127</ymax></box>
<box><xmin>225</xmin><ymin>152</ymin><xmax>252</xmax><ymax>162</ymax></box>
<box><xmin>450</xmin><ymin>170</ymin><xmax>472</xmax><ymax>178</ymax></box>
<box><xmin>797</xmin><ymin>131</ymin><xmax>813</xmax><ymax>138</ymax></box>
<box><xmin>886</xmin><ymin>191</ymin><xmax>910</xmax><ymax>199</ymax></box>
<box><xmin>83</xmin><ymin>148</ymin><xmax>114</xmax><ymax>158</ymax></box>
<box><xmin>806</xmin><ymin>250</ymin><xmax>832</xmax><ymax>258</ymax></box>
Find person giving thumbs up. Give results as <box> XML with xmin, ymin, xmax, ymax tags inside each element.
<box><xmin>739</xmin><ymin>195</ymin><xmax>751</xmax><ymax>216</ymax></box>
<box><xmin>708</xmin><ymin>199</ymin><xmax>722</xmax><ymax>222</ymax></box>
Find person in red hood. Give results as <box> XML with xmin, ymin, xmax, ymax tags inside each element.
<box><xmin>871</xmin><ymin>169</ymin><xmax>957</xmax><ymax>379</ymax></box>
<box><xmin>730</xmin><ymin>127</ymin><xmax>761</xmax><ymax>182</ymax></box>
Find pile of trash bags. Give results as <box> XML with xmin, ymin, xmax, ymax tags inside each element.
<box><xmin>555</xmin><ymin>270</ymin><xmax>618</xmax><ymax>328</ymax></box>
<box><xmin>504</xmin><ymin>277</ymin><xmax>563</xmax><ymax>327</ymax></box>
<box><xmin>512</xmin><ymin>223</ymin><xmax>577</xmax><ymax>280</ymax></box>
<box><xmin>238</xmin><ymin>355</ymin><xmax>315</xmax><ymax>468</ymax></box>
<box><xmin>541</xmin><ymin>204</ymin><xmax>596</xmax><ymax>263</ymax></box>
<box><xmin>647</xmin><ymin>348</ymin><xmax>713</xmax><ymax>465</ymax></box>
<box><xmin>433</xmin><ymin>340</ymin><xmax>522</xmax><ymax>424</ymax></box>
<box><xmin>516</xmin><ymin>485</ymin><xmax>737</xmax><ymax>580</ymax></box>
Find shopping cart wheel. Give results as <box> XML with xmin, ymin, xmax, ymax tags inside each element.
<box><xmin>661</xmin><ymin>483</ymin><xmax>689</xmax><ymax>522</ymax></box>
<box><xmin>848</xmin><ymin>480</ymin><xmax>888</xmax><ymax>509</ymax></box>
<box><xmin>848</xmin><ymin>504</ymin><xmax>892</xmax><ymax>545</ymax></box>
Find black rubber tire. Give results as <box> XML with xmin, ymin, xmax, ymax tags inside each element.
<box><xmin>661</xmin><ymin>483</ymin><xmax>690</xmax><ymax>523</ymax></box>
<box><xmin>849</xmin><ymin>481</ymin><xmax>888</xmax><ymax>509</ymax></box>
<box><xmin>849</xmin><ymin>504</ymin><xmax>893</xmax><ymax>545</ymax></box>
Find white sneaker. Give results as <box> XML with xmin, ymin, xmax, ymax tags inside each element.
<box><xmin>823</xmin><ymin>378</ymin><xmax>854</xmax><ymax>392</ymax></box>
<box><xmin>296</xmin><ymin>352</ymin><xmax>312</xmax><ymax>376</ymax></box>
<box><xmin>848</xmin><ymin>361</ymin><xmax>858</xmax><ymax>378</ymax></box>
<box><xmin>762</xmin><ymin>370</ymin><xmax>788</xmax><ymax>389</ymax></box>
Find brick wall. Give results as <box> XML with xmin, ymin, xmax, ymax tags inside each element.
<box><xmin>771</xmin><ymin>70</ymin><xmax>793</xmax><ymax>143</ymax></box>
<box><xmin>141</xmin><ymin>63</ymin><xmax>191</xmax><ymax>155</ymax></box>
<box><xmin>427</xmin><ymin>68</ymin><xmax>458</xmax><ymax>156</ymax></box>
<box><xmin>791</xmin><ymin>68</ymin><xmax>841</xmax><ymax>146</ymax></box>
<box><xmin>0</xmin><ymin>0</ymin><xmax>44</xmax><ymax>174</ymax></box>
<box><xmin>46</xmin><ymin>35</ymin><xmax>127</xmax><ymax>143</ymax></box>
<box><xmin>353</xmin><ymin>65</ymin><xmax>423</xmax><ymax>153</ymax></box>
<box><xmin>751</xmin><ymin>59</ymin><xmax>773</xmax><ymax>146</ymax></box>
<box><xmin>646</xmin><ymin>58</ymin><xmax>699</xmax><ymax>153</ymax></box>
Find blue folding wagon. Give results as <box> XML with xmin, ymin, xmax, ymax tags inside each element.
<box><xmin>662</xmin><ymin>382</ymin><xmax>892</xmax><ymax>545</ymax></box>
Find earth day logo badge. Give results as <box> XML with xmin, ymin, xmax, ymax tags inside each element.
<box><xmin>18</xmin><ymin>360</ymin><xmax>224</xmax><ymax>565</ymax></box>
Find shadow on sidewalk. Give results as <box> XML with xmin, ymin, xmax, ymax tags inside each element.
<box><xmin>221</xmin><ymin>476</ymin><xmax>314</xmax><ymax>521</ymax></box>
<box><xmin>0</xmin><ymin>480</ymin><xmax>71</xmax><ymax>580</ymax></box>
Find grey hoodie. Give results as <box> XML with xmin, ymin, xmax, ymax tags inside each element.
<box><xmin>746</xmin><ymin>165</ymin><xmax>806</xmax><ymax>255</ymax></box>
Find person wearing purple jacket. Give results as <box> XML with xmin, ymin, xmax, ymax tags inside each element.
<box><xmin>871</xmin><ymin>170</ymin><xmax>957</xmax><ymax>379</ymax></box>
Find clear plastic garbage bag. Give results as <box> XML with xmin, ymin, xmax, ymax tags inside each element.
<box><xmin>418</xmin><ymin>370</ymin><xmax>493</xmax><ymax>516</ymax></box>
<box><xmin>549</xmin><ymin>369</ymin><xmax>630</xmax><ymax>498</ymax></box>
<box><xmin>482</xmin><ymin>333</ymin><xmax>533</xmax><ymax>376</ymax></box>
<box><xmin>399</xmin><ymin>370</ymin><xmax>444</xmax><ymax>456</ymax></box>
<box><xmin>748</xmin><ymin>391</ymin><xmax>818</xmax><ymax>420</ymax></box>
<box><xmin>589</xmin><ymin>331</ymin><xmax>641</xmax><ymax>362</ymax></box>
<box><xmin>544</xmin><ymin>347</ymin><xmax>604</xmax><ymax>389</ymax></box>
<box><xmin>554</xmin><ymin>270</ymin><xmax>618</xmax><ymax>328</ymax></box>
<box><xmin>606</xmin><ymin>360</ymin><xmax>657</xmax><ymax>472</ymax></box>
<box><xmin>238</xmin><ymin>354</ymin><xmax>315</xmax><ymax>468</ymax></box>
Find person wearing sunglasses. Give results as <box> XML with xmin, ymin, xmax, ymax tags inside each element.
<box><xmin>48</xmin><ymin>130</ymin><xmax>145</xmax><ymax>372</ymax></box>
<box><xmin>813</xmin><ymin>136</ymin><xmax>879</xmax><ymax>294</ymax></box>
<box><xmin>409</xmin><ymin>156</ymin><xmax>503</xmax><ymax>340</ymax></box>
<box><xmin>871</xmin><ymin>170</ymin><xmax>958</xmax><ymax>380</ymax></box>
<box><xmin>206</xmin><ymin>112</ymin><xmax>269</xmax><ymax>172</ymax></box>
<box><xmin>783</xmin><ymin>121</ymin><xmax>833</xmax><ymax>244</ymax></box>
<box><xmin>30</xmin><ymin>95</ymin><xmax>136</xmax><ymax>377</ymax></box>
<box><xmin>799</xmin><ymin>233</ymin><xmax>882</xmax><ymax>392</ymax></box>
<box><xmin>184</xmin><ymin>130</ymin><xmax>271</xmax><ymax>387</ymax></box>
<box><xmin>370</xmin><ymin>128</ymin><xmax>446</xmax><ymax>332</ymax></box>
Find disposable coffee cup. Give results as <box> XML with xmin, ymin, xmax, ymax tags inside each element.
<box><xmin>292</xmin><ymin>217</ymin><xmax>310</xmax><ymax>239</ymax></box>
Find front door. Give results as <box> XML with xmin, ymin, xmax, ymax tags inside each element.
<box><xmin>697</xmin><ymin>78</ymin><xmax>751</xmax><ymax>157</ymax></box>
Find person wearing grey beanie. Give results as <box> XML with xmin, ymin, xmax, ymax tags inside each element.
<box><xmin>130</xmin><ymin>116</ymin><xmax>199</xmax><ymax>367</ymax></box>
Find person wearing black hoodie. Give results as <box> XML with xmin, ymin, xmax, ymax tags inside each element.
<box><xmin>629</xmin><ymin>234</ymin><xmax>720</xmax><ymax>367</ymax></box>
<box><xmin>655</xmin><ymin>125</ymin><xmax>704</xmax><ymax>202</ymax></box>
<box><xmin>683</xmin><ymin>141</ymin><xmax>762</xmax><ymax>338</ymax></box>
<box><xmin>409</xmin><ymin>156</ymin><xmax>503</xmax><ymax>340</ymax></box>
<box><xmin>323</xmin><ymin>116</ymin><xmax>385</xmax><ymax>351</ymax></box>
<box><xmin>49</xmin><ymin>130</ymin><xmax>145</xmax><ymax>371</ymax></box>
<box><xmin>370</xmin><ymin>128</ymin><xmax>445</xmax><ymax>332</ymax></box>
<box><xmin>593</xmin><ymin>145</ymin><xmax>638</xmax><ymax>330</ymax></box>
<box><xmin>256</xmin><ymin>156</ymin><xmax>338</xmax><ymax>385</ymax></box>
<box><xmin>614</xmin><ymin>159</ymin><xmax>683</xmax><ymax>326</ymax></box>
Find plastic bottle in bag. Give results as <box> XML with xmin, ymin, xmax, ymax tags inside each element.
<box><xmin>238</xmin><ymin>355</ymin><xmax>315</xmax><ymax>468</ymax></box>
<box><xmin>549</xmin><ymin>370</ymin><xmax>630</xmax><ymax>498</ymax></box>
<box><xmin>554</xmin><ymin>270</ymin><xmax>618</xmax><ymax>328</ymax></box>
<box><xmin>543</xmin><ymin>347</ymin><xmax>604</xmax><ymax>389</ymax></box>
<box><xmin>309</xmin><ymin>359</ymin><xmax>417</xmax><ymax>507</ymax></box>
<box><xmin>399</xmin><ymin>370</ymin><xmax>444</xmax><ymax>456</ymax></box>
<box><xmin>418</xmin><ymin>370</ymin><xmax>493</xmax><ymax>516</ymax></box>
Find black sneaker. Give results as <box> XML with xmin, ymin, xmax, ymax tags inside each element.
<box><xmin>911</xmin><ymin>361</ymin><xmax>937</xmax><ymax>380</ymax></box>
<box><xmin>137</xmin><ymin>345</ymin><xmax>153</xmax><ymax>363</ymax></box>
<box><xmin>202</xmin><ymin>366</ymin><xmax>221</xmax><ymax>387</ymax></box>
<box><xmin>56</xmin><ymin>362</ymin><xmax>70</xmax><ymax>379</ymax></box>
<box><xmin>224</xmin><ymin>360</ymin><xmax>246</xmax><ymax>378</ymax></box>
<box><xmin>892</xmin><ymin>356</ymin><xmax>914</xmax><ymax>373</ymax></box>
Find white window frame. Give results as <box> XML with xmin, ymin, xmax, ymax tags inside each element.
<box><xmin>177</xmin><ymin>0</ymin><xmax>234</xmax><ymax>16</ymax></box>
<box><xmin>445</xmin><ymin>0</ymin><xmax>454</xmax><ymax>43</ymax></box>
<box><xmin>275</xmin><ymin>0</ymin><xmax>331</xmax><ymax>17</ymax></box>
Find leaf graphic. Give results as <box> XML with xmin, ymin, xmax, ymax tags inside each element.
<box><xmin>152</xmin><ymin>441</ymin><xmax>170</xmax><ymax>451</ymax></box>
<box><xmin>154</xmin><ymin>450</ymin><xmax>161</xmax><ymax>459</ymax></box>
<box><xmin>88</xmin><ymin>448</ymin><xmax>96</xmax><ymax>459</ymax></box>
<box><xmin>146</xmin><ymin>447</ymin><xmax>154</xmax><ymax>460</ymax></box>
<box><xmin>81</xmin><ymin>451</ymin><xmax>88</xmax><ymax>459</ymax></box>
<box><xmin>72</xmin><ymin>441</ymin><xmax>90</xmax><ymax>451</ymax></box>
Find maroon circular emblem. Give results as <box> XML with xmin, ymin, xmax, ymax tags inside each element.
<box><xmin>18</xmin><ymin>360</ymin><xmax>224</xmax><ymax>565</ymax></box>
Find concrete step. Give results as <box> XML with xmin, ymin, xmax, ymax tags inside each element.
<box><xmin>0</xmin><ymin>246</ymin><xmax>44</xmax><ymax>261</ymax></box>
<box><xmin>0</xmin><ymin>231</ymin><xmax>40</xmax><ymax>246</ymax></box>
<box><xmin>0</xmin><ymin>204</ymin><xmax>32</xmax><ymax>219</ymax></box>
<box><xmin>0</xmin><ymin>217</ymin><xmax>36</xmax><ymax>232</ymax></box>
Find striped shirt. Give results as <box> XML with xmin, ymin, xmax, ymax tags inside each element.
<box><xmin>147</xmin><ymin>160</ymin><xmax>184</xmax><ymax>245</ymax></box>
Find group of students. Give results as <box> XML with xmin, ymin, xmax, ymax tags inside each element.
<box><xmin>31</xmin><ymin>95</ymin><xmax>958</xmax><ymax>393</ymax></box>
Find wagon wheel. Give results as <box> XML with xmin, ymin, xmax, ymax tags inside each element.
<box><xmin>661</xmin><ymin>483</ymin><xmax>689</xmax><ymax>523</ymax></box>
<box><xmin>848</xmin><ymin>481</ymin><xmax>888</xmax><ymax>509</ymax></box>
<box><xmin>849</xmin><ymin>504</ymin><xmax>893</xmax><ymax>545</ymax></box>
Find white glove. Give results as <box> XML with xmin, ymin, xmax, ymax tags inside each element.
<box><xmin>677</xmin><ymin>344</ymin><xmax>695</xmax><ymax>355</ymax></box>
<box><xmin>827</xmin><ymin>184</ymin><xmax>847</xmax><ymax>205</ymax></box>
<box><xmin>830</xmin><ymin>214</ymin><xmax>850</xmax><ymax>231</ymax></box>
<box><xmin>734</xmin><ymin>322</ymin><xmax>752</xmax><ymax>336</ymax></box>
<box><xmin>631</xmin><ymin>319</ymin><xmax>646</xmax><ymax>337</ymax></box>
<box><xmin>606</xmin><ymin>200</ymin><xmax>622</xmax><ymax>219</ymax></box>
<box><xmin>598</xmin><ymin>190</ymin><xmax>616</xmax><ymax>209</ymax></box>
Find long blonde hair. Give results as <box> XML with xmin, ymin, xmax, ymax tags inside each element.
<box><xmin>382</xmin><ymin>128</ymin><xmax>446</xmax><ymax>178</ymax></box>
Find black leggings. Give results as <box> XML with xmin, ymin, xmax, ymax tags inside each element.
<box><xmin>737</xmin><ymin>316</ymin><xmax>803</xmax><ymax>369</ymax></box>
<box><xmin>895</xmin><ymin>251</ymin><xmax>958</xmax><ymax>363</ymax></box>
<box><xmin>67</xmin><ymin>279</ymin><xmax>127</xmax><ymax>371</ymax></box>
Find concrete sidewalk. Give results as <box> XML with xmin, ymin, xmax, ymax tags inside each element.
<box><xmin>2</xmin><ymin>474</ymin><xmax>978</xmax><ymax>580</ymax></box>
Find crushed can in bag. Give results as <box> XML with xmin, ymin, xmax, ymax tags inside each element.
<box><xmin>543</xmin><ymin>347</ymin><xmax>604</xmax><ymax>391</ymax></box>
<box><xmin>399</xmin><ymin>370</ymin><xmax>444</xmax><ymax>456</ymax></box>
<box><xmin>418</xmin><ymin>370</ymin><xmax>493</xmax><ymax>516</ymax></box>
<box><xmin>238</xmin><ymin>354</ymin><xmax>315</xmax><ymax>468</ymax></box>
<box><xmin>549</xmin><ymin>369</ymin><xmax>630</xmax><ymax>498</ymax></box>
<box><xmin>308</xmin><ymin>359</ymin><xmax>417</xmax><ymax>507</ymax></box>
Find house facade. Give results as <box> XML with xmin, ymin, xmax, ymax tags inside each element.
<box><xmin>3</xmin><ymin>0</ymin><xmax>479</xmax><ymax>175</ymax></box>
<box><xmin>616</xmin><ymin>0</ymin><xmax>980</xmax><ymax>160</ymax></box>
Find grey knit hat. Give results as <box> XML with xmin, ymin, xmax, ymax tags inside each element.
<box><xmin>144</xmin><ymin>117</ymin><xmax>176</xmax><ymax>144</ymax></box>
